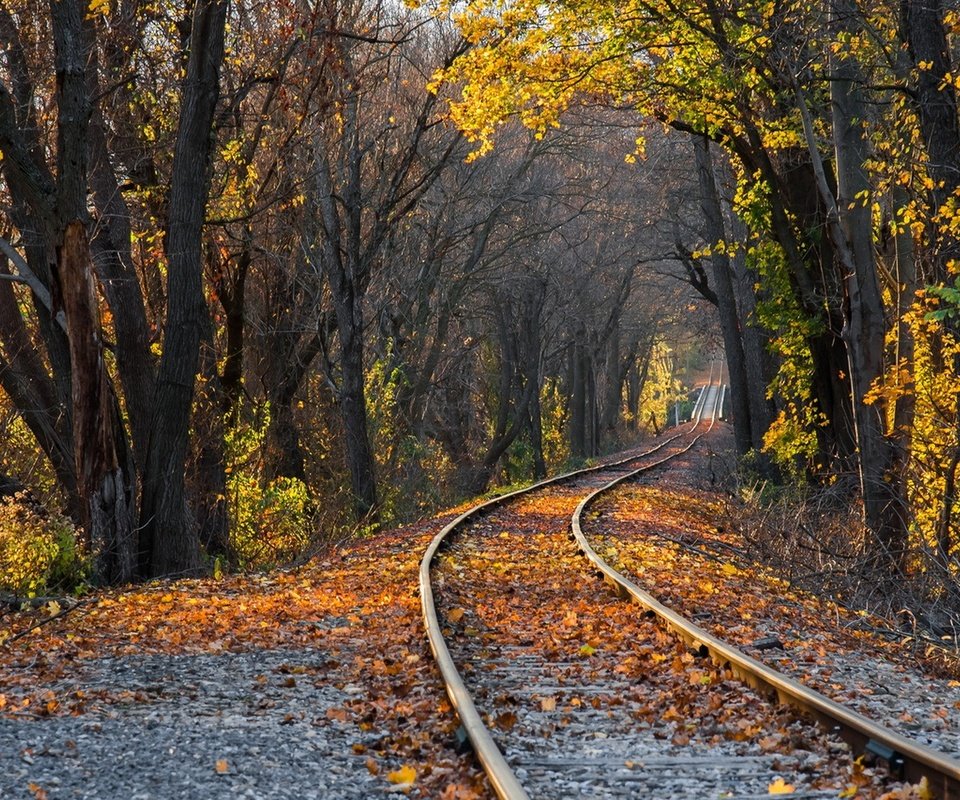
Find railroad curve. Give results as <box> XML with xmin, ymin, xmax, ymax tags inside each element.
<box><xmin>417</xmin><ymin>368</ymin><xmax>960</xmax><ymax>798</ymax></box>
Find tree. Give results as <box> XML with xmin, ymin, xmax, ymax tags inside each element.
<box><xmin>0</xmin><ymin>0</ymin><xmax>229</xmax><ymax>580</ymax></box>
<box><xmin>429</xmin><ymin>0</ymin><xmax>911</xmax><ymax>563</ymax></box>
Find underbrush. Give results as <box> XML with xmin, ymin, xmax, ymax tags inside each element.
<box><xmin>731</xmin><ymin>477</ymin><xmax>960</xmax><ymax>663</ymax></box>
<box><xmin>0</xmin><ymin>494</ymin><xmax>86</xmax><ymax>598</ymax></box>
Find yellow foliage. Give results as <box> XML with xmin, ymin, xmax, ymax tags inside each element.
<box><xmin>0</xmin><ymin>495</ymin><xmax>76</xmax><ymax>597</ymax></box>
<box><xmin>903</xmin><ymin>293</ymin><xmax>960</xmax><ymax>559</ymax></box>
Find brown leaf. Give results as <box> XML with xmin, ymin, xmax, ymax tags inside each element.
<box><xmin>494</xmin><ymin>711</ymin><xmax>517</xmax><ymax>730</ymax></box>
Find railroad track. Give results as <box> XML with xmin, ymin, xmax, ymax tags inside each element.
<box><xmin>421</xmin><ymin>368</ymin><xmax>960</xmax><ymax>798</ymax></box>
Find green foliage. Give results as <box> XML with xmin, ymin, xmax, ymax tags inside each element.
<box><xmin>925</xmin><ymin>282</ymin><xmax>960</xmax><ymax>323</ymax></box>
<box><xmin>230</xmin><ymin>473</ymin><xmax>313</xmax><ymax>568</ymax></box>
<box><xmin>749</xmin><ymin>234</ymin><xmax>823</xmax><ymax>472</ymax></box>
<box><xmin>0</xmin><ymin>495</ymin><xmax>82</xmax><ymax>596</ymax></box>
<box><xmin>0</xmin><ymin>411</ymin><xmax>59</xmax><ymax>504</ymax></box>
<box><xmin>365</xmin><ymin>350</ymin><xmax>449</xmax><ymax>522</ymax></box>
<box><xmin>225</xmin><ymin>409</ymin><xmax>314</xmax><ymax>567</ymax></box>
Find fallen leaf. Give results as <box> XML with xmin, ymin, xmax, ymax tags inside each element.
<box><xmin>440</xmin><ymin>784</ymin><xmax>481</xmax><ymax>800</ymax></box>
<box><xmin>447</xmin><ymin>608</ymin><xmax>465</xmax><ymax>624</ymax></box>
<box><xmin>215</xmin><ymin>759</ymin><xmax>229</xmax><ymax>775</ymax></box>
<box><xmin>540</xmin><ymin>696</ymin><xmax>556</xmax><ymax>711</ymax></box>
<box><xmin>768</xmin><ymin>777</ymin><xmax>795</xmax><ymax>794</ymax></box>
<box><xmin>387</xmin><ymin>765</ymin><xmax>416</xmax><ymax>785</ymax></box>
<box><xmin>579</xmin><ymin>643</ymin><xmax>596</xmax><ymax>656</ymax></box>
<box><xmin>28</xmin><ymin>784</ymin><xmax>48</xmax><ymax>800</ymax></box>
<box><xmin>494</xmin><ymin>711</ymin><xmax>517</xmax><ymax>730</ymax></box>
<box><xmin>758</xmin><ymin>735</ymin><xmax>781</xmax><ymax>752</ymax></box>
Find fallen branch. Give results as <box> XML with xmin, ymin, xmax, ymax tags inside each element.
<box><xmin>1</xmin><ymin>599</ymin><xmax>86</xmax><ymax>647</ymax></box>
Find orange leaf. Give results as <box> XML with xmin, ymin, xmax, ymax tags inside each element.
<box><xmin>28</xmin><ymin>784</ymin><xmax>49</xmax><ymax>800</ymax></box>
<box><xmin>215</xmin><ymin>759</ymin><xmax>229</xmax><ymax>775</ymax></box>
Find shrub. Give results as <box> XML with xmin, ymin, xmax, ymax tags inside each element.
<box><xmin>230</xmin><ymin>474</ymin><xmax>314</xmax><ymax>567</ymax></box>
<box><xmin>0</xmin><ymin>494</ymin><xmax>81</xmax><ymax>596</ymax></box>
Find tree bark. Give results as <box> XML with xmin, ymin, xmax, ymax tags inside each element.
<box><xmin>84</xmin><ymin>16</ymin><xmax>156</xmax><ymax>466</ymax></box>
<box><xmin>693</xmin><ymin>135</ymin><xmax>753</xmax><ymax>456</ymax></box>
<box><xmin>901</xmin><ymin>0</ymin><xmax>960</xmax><ymax>283</ymax></box>
<box><xmin>570</xmin><ymin>333</ymin><xmax>587</xmax><ymax>459</ymax></box>
<box><xmin>59</xmin><ymin>223</ymin><xmax>136</xmax><ymax>583</ymax></box>
<box><xmin>139</xmin><ymin>0</ymin><xmax>229</xmax><ymax>578</ymax></box>
<box><xmin>50</xmin><ymin>2</ymin><xmax>136</xmax><ymax>584</ymax></box>
<box><xmin>797</xmin><ymin>2</ymin><xmax>907</xmax><ymax>567</ymax></box>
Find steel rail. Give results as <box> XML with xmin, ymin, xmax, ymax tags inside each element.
<box><xmin>571</xmin><ymin>388</ymin><xmax>960</xmax><ymax>799</ymax></box>
<box><xmin>419</xmin><ymin>377</ymin><xmax>722</xmax><ymax>799</ymax></box>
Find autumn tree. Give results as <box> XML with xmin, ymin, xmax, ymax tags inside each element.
<box><xmin>0</xmin><ymin>0</ymin><xmax>229</xmax><ymax>580</ymax></box>
<box><xmin>426</xmin><ymin>0</ymin><xmax>926</xmax><ymax>571</ymax></box>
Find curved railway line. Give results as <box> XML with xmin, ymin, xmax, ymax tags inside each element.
<box><xmin>419</xmin><ymin>367</ymin><xmax>960</xmax><ymax>799</ymax></box>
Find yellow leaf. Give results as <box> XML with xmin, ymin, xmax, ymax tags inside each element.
<box><xmin>839</xmin><ymin>786</ymin><xmax>857</xmax><ymax>798</ymax></box>
<box><xmin>768</xmin><ymin>778</ymin><xmax>795</xmax><ymax>794</ymax></box>
<box><xmin>215</xmin><ymin>759</ymin><xmax>229</xmax><ymax>775</ymax></box>
<box><xmin>86</xmin><ymin>0</ymin><xmax>110</xmax><ymax>18</ymax></box>
<box><xmin>45</xmin><ymin>600</ymin><xmax>61</xmax><ymax>616</ymax></box>
<box><xmin>721</xmin><ymin>563</ymin><xmax>738</xmax><ymax>576</ymax></box>
<box><xmin>387</xmin><ymin>765</ymin><xmax>416</xmax><ymax>785</ymax></box>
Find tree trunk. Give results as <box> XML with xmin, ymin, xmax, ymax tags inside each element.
<box><xmin>693</xmin><ymin>135</ymin><xmax>752</xmax><ymax>456</ymax></box>
<box><xmin>570</xmin><ymin>334</ymin><xmax>587</xmax><ymax>459</ymax></box>
<box><xmin>520</xmin><ymin>288</ymin><xmax>546</xmax><ymax>479</ymax></box>
<box><xmin>733</xmin><ymin>255</ymin><xmax>778</xmax><ymax>451</ymax></box>
<box><xmin>806</xmin><ymin>2</ymin><xmax>907</xmax><ymax>566</ymax></box>
<box><xmin>50</xmin><ymin>2</ymin><xmax>136</xmax><ymax>584</ymax></box>
<box><xmin>901</xmin><ymin>0</ymin><xmax>960</xmax><ymax>283</ymax></box>
<box><xmin>599</xmin><ymin>324</ymin><xmax>622</xmax><ymax>444</ymax></box>
<box><xmin>0</xmin><ymin>263</ymin><xmax>76</xmax><ymax>502</ymax></box>
<box><xmin>139</xmin><ymin>0</ymin><xmax>229</xmax><ymax>578</ymax></box>
<box><xmin>59</xmin><ymin>223</ymin><xmax>137</xmax><ymax>583</ymax></box>
<box><xmin>338</xmin><ymin>317</ymin><xmax>379</xmax><ymax>520</ymax></box>
<box><xmin>190</xmin><ymin>336</ymin><xmax>230</xmax><ymax>560</ymax></box>
<box><xmin>85</xmin><ymin>30</ymin><xmax>156</xmax><ymax>467</ymax></box>
<box><xmin>215</xmin><ymin>237</ymin><xmax>249</xmax><ymax>422</ymax></box>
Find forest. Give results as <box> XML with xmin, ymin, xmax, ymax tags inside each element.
<box><xmin>0</xmin><ymin>0</ymin><xmax>957</xmax><ymax>617</ymax></box>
